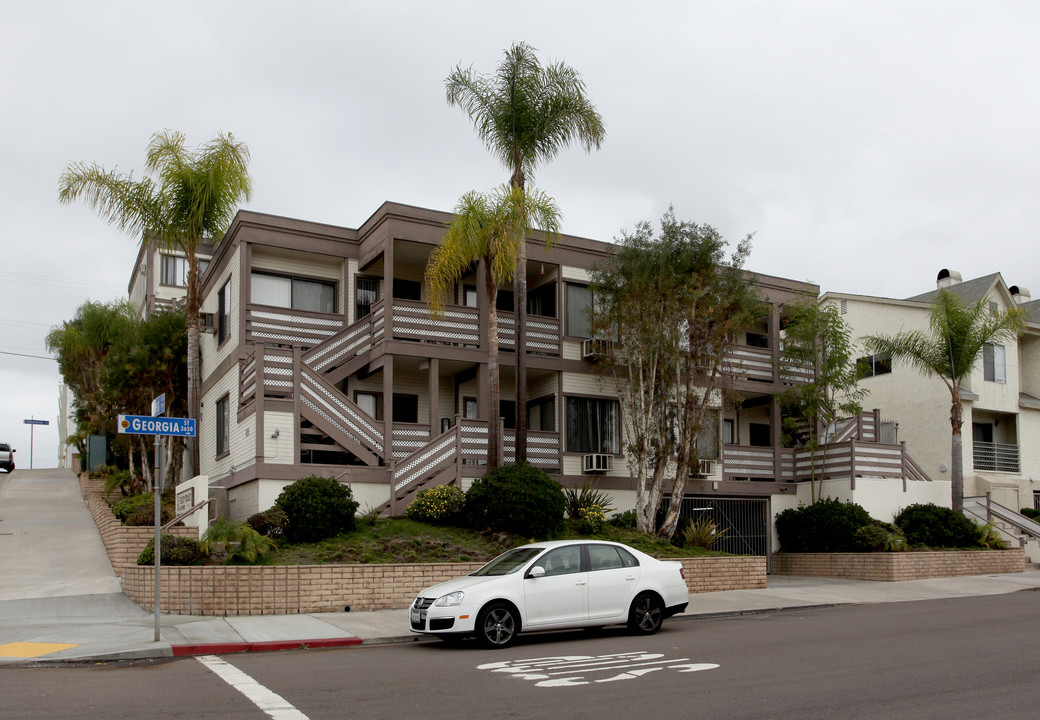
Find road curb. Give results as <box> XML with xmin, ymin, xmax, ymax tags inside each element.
<box><xmin>171</xmin><ymin>637</ymin><xmax>363</xmax><ymax>657</ymax></box>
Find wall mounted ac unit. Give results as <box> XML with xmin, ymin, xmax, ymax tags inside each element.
<box><xmin>692</xmin><ymin>458</ymin><xmax>717</xmax><ymax>477</ymax></box>
<box><xmin>582</xmin><ymin>453</ymin><xmax>613</xmax><ymax>473</ymax></box>
<box><xmin>199</xmin><ymin>312</ymin><xmax>216</xmax><ymax>334</ymax></box>
<box><xmin>581</xmin><ymin>338</ymin><xmax>613</xmax><ymax>360</ymax></box>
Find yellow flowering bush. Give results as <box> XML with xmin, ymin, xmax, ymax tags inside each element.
<box><xmin>406</xmin><ymin>485</ymin><xmax>466</xmax><ymax>525</ymax></box>
<box><xmin>578</xmin><ymin>504</ymin><xmax>607</xmax><ymax>535</ymax></box>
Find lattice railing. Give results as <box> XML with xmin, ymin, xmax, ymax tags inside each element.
<box><xmin>303</xmin><ymin>303</ymin><xmax>384</xmax><ymax>374</ymax></box>
<box><xmin>299</xmin><ymin>369</ymin><xmax>384</xmax><ymax>456</ymax></box>
<box><xmin>245</xmin><ymin>305</ymin><xmax>345</xmax><ymax>348</ymax></box>
<box><xmin>503</xmin><ymin>430</ymin><xmax>562</xmax><ymax>469</ymax></box>
<box><xmin>723</xmin><ymin>346</ymin><xmax>775</xmax><ymax>382</ymax></box>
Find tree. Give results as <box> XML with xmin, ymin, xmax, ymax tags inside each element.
<box><xmin>446</xmin><ymin>41</ymin><xmax>605</xmax><ymax>461</ymax></box>
<box><xmin>59</xmin><ymin>130</ymin><xmax>253</xmax><ymax>477</ymax></box>
<box><xmin>863</xmin><ymin>290</ymin><xmax>1025</xmax><ymax>513</ymax></box>
<box><xmin>590</xmin><ymin>208</ymin><xmax>760</xmax><ymax>537</ymax></box>
<box><xmin>778</xmin><ymin>299</ymin><xmax>868</xmax><ymax>503</ymax></box>
<box><xmin>426</xmin><ymin>185</ymin><xmax>560</xmax><ymax>468</ymax></box>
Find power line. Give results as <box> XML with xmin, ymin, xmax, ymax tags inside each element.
<box><xmin>0</xmin><ymin>349</ymin><xmax>55</xmax><ymax>360</ymax></box>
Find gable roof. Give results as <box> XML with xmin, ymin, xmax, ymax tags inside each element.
<box><xmin>905</xmin><ymin>273</ymin><xmax>1002</xmax><ymax>305</ymax></box>
<box><xmin>1020</xmin><ymin>298</ymin><xmax>1040</xmax><ymax>325</ymax></box>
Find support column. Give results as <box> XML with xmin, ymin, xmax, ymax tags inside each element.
<box><xmin>428</xmin><ymin>357</ymin><xmax>440</xmax><ymax>434</ymax></box>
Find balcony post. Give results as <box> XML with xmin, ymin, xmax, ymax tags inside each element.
<box><xmin>428</xmin><ymin>357</ymin><xmax>440</xmax><ymax>430</ymax></box>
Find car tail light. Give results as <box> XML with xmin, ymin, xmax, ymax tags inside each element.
<box><xmin>679</xmin><ymin>567</ymin><xmax>685</xmax><ymax>580</ymax></box>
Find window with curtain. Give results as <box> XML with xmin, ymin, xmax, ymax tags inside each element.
<box><xmin>251</xmin><ymin>272</ymin><xmax>335</xmax><ymax>313</ymax></box>
<box><xmin>983</xmin><ymin>343</ymin><xmax>1006</xmax><ymax>383</ymax></box>
<box><xmin>160</xmin><ymin>254</ymin><xmax>188</xmax><ymax>286</ymax></box>
<box><xmin>566</xmin><ymin>283</ymin><xmax>592</xmax><ymax>338</ymax></box>
<box><xmin>217</xmin><ymin>281</ymin><xmax>231</xmax><ymax>344</ymax></box>
<box><xmin>566</xmin><ymin>397</ymin><xmax>620</xmax><ymax>453</ymax></box>
<box><xmin>355</xmin><ymin>277</ymin><xmax>378</xmax><ymax>318</ymax></box>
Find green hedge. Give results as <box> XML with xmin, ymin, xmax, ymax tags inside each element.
<box><xmin>464</xmin><ymin>462</ymin><xmax>565</xmax><ymax>539</ymax></box>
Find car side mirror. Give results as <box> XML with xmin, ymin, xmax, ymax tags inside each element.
<box><xmin>527</xmin><ymin>565</ymin><xmax>545</xmax><ymax>579</ymax></box>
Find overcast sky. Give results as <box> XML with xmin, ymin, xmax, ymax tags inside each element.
<box><xmin>2</xmin><ymin>1</ymin><xmax>1038</xmax><ymax>468</ymax></box>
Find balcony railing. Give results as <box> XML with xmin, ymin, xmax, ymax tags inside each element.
<box><xmin>722</xmin><ymin>440</ymin><xmax>919</xmax><ymax>483</ymax></box>
<box><xmin>973</xmin><ymin>441</ymin><xmax>1020</xmax><ymax>473</ymax></box>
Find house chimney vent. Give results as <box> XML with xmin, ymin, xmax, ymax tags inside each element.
<box><xmin>936</xmin><ymin>269</ymin><xmax>962</xmax><ymax>289</ymax></box>
<box><xmin>1009</xmin><ymin>285</ymin><xmax>1031</xmax><ymax>303</ymax></box>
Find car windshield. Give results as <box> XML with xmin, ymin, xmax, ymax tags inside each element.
<box><xmin>471</xmin><ymin>547</ymin><xmax>544</xmax><ymax>576</ymax></box>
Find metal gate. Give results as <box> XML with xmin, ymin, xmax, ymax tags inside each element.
<box><xmin>680</xmin><ymin>496</ymin><xmax>770</xmax><ymax>560</ymax></box>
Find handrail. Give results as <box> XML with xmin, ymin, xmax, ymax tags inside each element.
<box><xmin>162</xmin><ymin>498</ymin><xmax>213</xmax><ymax>531</ymax></box>
<box><xmin>964</xmin><ymin>495</ymin><xmax>1040</xmax><ymax>540</ymax></box>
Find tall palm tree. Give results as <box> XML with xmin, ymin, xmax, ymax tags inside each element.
<box><xmin>426</xmin><ymin>185</ymin><xmax>560</xmax><ymax>469</ymax></box>
<box><xmin>863</xmin><ymin>290</ymin><xmax>1025</xmax><ymax>513</ymax></box>
<box><xmin>446</xmin><ymin>41</ymin><xmax>605</xmax><ymax>461</ymax></box>
<box><xmin>59</xmin><ymin>130</ymin><xmax>253</xmax><ymax>477</ymax></box>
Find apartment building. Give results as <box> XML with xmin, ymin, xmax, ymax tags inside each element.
<box><xmin>822</xmin><ymin>270</ymin><xmax>1040</xmax><ymax>518</ymax></box>
<box><xmin>181</xmin><ymin>203</ymin><xmax>841</xmax><ymax>545</ymax></box>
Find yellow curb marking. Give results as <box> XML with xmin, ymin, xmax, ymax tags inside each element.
<box><xmin>0</xmin><ymin>642</ymin><xmax>81</xmax><ymax>658</ymax></box>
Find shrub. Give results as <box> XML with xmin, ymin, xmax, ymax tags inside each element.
<box><xmin>137</xmin><ymin>534</ymin><xmax>206</xmax><ymax>566</ymax></box>
<box><xmin>577</xmin><ymin>504</ymin><xmax>607</xmax><ymax>535</ymax></box>
<box><xmin>275</xmin><ymin>475</ymin><xmax>359</xmax><ymax>543</ymax></box>
<box><xmin>407</xmin><ymin>485</ymin><xmax>466</xmax><ymax>524</ymax></box>
<box><xmin>124</xmin><ymin>504</ymin><xmax>174</xmax><ymax>526</ymax></box>
<box><xmin>609</xmin><ymin>510</ymin><xmax>637</xmax><ymax>529</ymax></box>
<box><xmin>112</xmin><ymin>494</ymin><xmax>157</xmax><ymax>522</ymax></box>
<box><xmin>247</xmin><ymin>507</ymin><xmax>289</xmax><ymax>538</ymax></box>
<box><xmin>775</xmin><ymin>498</ymin><xmax>873</xmax><ymax>552</ymax></box>
<box><xmin>202</xmin><ymin>518</ymin><xmax>277</xmax><ymax>564</ymax></box>
<box><xmin>564</xmin><ymin>483</ymin><xmax>616</xmax><ymax>520</ymax></box>
<box><xmin>464</xmin><ymin>462</ymin><xmax>565</xmax><ymax>538</ymax></box>
<box><xmin>894</xmin><ymin>504</ymin><xmax>984</xmax><ymax>549</ymax></box>
<box><xmin>680</xmin><ymin>517</ymin><xmax>730</xmax><ymax>549</ymax></box>
<box><xmin>1021</xmin><ymin>508</ymin><xmax>1040</xmax><ymax>521</ymax></box>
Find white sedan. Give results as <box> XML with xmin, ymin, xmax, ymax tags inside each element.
<box><xmin>409</xmin><ymin>540</ymin><xmax>690</xmax><ymax>648</ymax></box>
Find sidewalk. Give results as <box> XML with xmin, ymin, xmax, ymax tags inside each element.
<box><xmin>2</xmin><ymin>468</ymin><xmax>1039</xmax><ymax>665</ymax></box>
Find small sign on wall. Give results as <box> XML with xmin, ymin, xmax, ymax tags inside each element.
<box><xmin>176</xmin><ymin>487</ymin><xmax>195</xmax><ymax>515</ymax></box>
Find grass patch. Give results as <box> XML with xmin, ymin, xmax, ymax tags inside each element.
<box><xmin>268</xmin><ymin>517</ymin><xmax>731</xmax><ymax>565</ymax></box>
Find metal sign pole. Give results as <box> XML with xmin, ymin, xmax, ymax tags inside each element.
<box><xmin>154</xmin><ymin>435</ymin><xmax>161</xmax><ymax>642</ymax></box>
<box><xmin>29</xmin><ymin>416</ymin><xmax>34</xmax><ymax>470</ymax></box>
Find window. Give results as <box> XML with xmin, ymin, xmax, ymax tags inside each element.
<box><xmin>528</xmin><ymin>396</ymin><xmax>555</xmax><ymax>432</ymax></box>
<box><xmin>500</xmin><ymin>400</ymin><xmax>516</xmax><ymax>430</ymax></box>
<box><xmin>566</xmin><ymin>283</ymin><xmax>593</xmax><ymax>338</ymax></box>
<box><xmin>696</xmin><ymin>413</ymin><xmax>720</xmax><ymax>459</ymax></box>
<box><xmin>749</xmin><ymin>423</ymin><xmax>770</xmax><ymax>447</ymax></box>
<box><xmin>393</xmin><ymin>278</ymin><xmax>422</xmax><ymax>301</ymax></box>
<box><xmin>392</xmin><ymin>394</ymin><xmax>419</xmax><ymax>423</ymax></box>
<box><xmin>355</xmin><ymin>391</ymin><xmax>379</xmax><ymax>419</ymax></box>
<box><xmin>588</xmin><ymin>543</ymin><xmax>638</xmax><ymax>571</ymax></box>
<box><xmin>463</xmin><ymin>397</ymin><xmax>478</xmax><ymax>420</ymax></box>
<box><xmin>252</xmin><ymin>272</ymin><xmax>335</xmax><ymax>313</ymax></box>
<box><xmin>528</xmin><ymin>282</ymin><xmax>557</xmax><ymax>317</ymax></box>
<box><xmin>531</xmin><ymin>545</ymin><xmax>582</xmax><ymax>576</ymax></box>
<box><xmin>983</xmin><ymin>343</ymin><xmax>1006</xmax><ymax>383</ymax></box>
<box><xmin>160</xmin><ymin>254</ymin><xmax>188</xmax><ymax>287</ymax></box>
<box><xmin>355</xmin><ymin>277</ymin><xmax>378</xmax><ymax>319</ymax></box>
<box><xmin>566</xmin><ymin>397</ymin><xmax>620</xmax><ymax>454</ymax></box>
<box><xmin>217</xmin><ymin>281</ymin><xmax>231</xmax><ymax>344</ymax></box>
<box><xmin>857</xmin><ymin>353</ymin><xmax>892</xmax><ymax>379</ymax></box>
<box><xmin>723</xmin><ymin>419</ymin><xmax>735</xmax><ymax>445</ymax></box>
<box><xmin>746</xmin><ymin>333</ymin><xmax>769</xmax><ymax>349</ymax></box>
<box><xmin>215</xmin><ymin>394</ymin><xmax>229</xmax><ymax>457</ymax></box>
<box><xmin>496</xmin><ymin>289</ymin><xmax>515</xmax><ymax>312</ymax></box>
<box><xmin>463</xmin><ymin>285</ymin><xmax>477</xmax><ymax>308</ymax></box>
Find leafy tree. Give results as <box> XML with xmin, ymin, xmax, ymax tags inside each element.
<box><xmin>446</xmin><ymin>42</ymin><xmax>605</xmax><ymax>461</ymax></box>
<box><xmin>863</xmin><ymin>290</ymin><xmax>1025</xmax><ymax>513</ymax></box>
<box><xmin>590</xmin><ymin>208</ymin><xmax>760</xmax><ymax>537</ymax></box>
<box><xmin>425</xmin><ymin>185</ymin><xmax>560</xmax><ymax>468</ymax></box>
<box><xmin>779</xmin><ymin>299</ymin><xmax>868</xmax><ymax>503</ymax></box>
<box><xmin>59</xmin><ymin>130</ymin><xmax>253</xmax><ymax>477</ymax></box>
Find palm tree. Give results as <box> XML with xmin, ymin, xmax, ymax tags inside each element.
<box><xmin>59</xmin><ymin>130</ymin><xmax>253</xmax><ymax>477</ymax></box>
<box><xmin>446</xmin><ymin>41</ymin><xmax>605</xmax><ymax>461</ymax></box>
<box><xmin>863</xmin><ymin>290</ymin><xmax>1025</xmax><ymax>513</ymax></box>
<box><xmin>426</xmin><ymin>185</ymin><xmax>560</xmax><ymax>468</ymax></box>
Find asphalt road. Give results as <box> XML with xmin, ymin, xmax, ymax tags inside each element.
<box><xmin>4</xmin><ymin>592</ymin><xmax>1038</xmax><ymax>720</ymax></box>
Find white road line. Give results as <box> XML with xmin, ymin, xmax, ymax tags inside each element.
<box><xmin>197</xmin><ymin>655</ymin><xmax>309</xmax><ymax>720</ymax></box>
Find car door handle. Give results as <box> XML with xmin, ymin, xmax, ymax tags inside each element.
<box><xmin>575</xmin><ymin>579</ymin><xmax>587</xmax><ymax>586</ymax></box>
<box><xmin>625</xmin><ymin>575</ymin><xmax>636</xmax><ymax>581</ymax></box>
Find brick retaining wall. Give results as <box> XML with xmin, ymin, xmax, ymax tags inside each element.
<box><xmin>84</xmin><ymin>492</ymin><xmax>197</xmax><ymax>567</ymax></box>
<box><xmin>772</xmin><ymin>549</ymin><xmax>1024</xmax><ymax>581</ymax></box>
<box><xmin>119</xmin><ymin>554</ymin><xmax>768</xmax><ymax>615</ymax></box>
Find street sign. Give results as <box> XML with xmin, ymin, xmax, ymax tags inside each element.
<box><xmin>117</xmin><ymin>414</ymin><xmax>196</xmax><ymax>437</ymax></box>
<box><xmin>23</xmin><ymin>419</ymin><xmax>49</xmax><ymax>425</ymax></box>
<box><xmin>151</xmin><ymin>393</ymin><xmax>166</xmax><ymax>417</ymax></box>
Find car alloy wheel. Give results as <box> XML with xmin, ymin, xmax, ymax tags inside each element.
<box><xmin>628</xmin><ymin>593</ymin><xmax>663</xmax><ymax>635</ymax></box>
<box><xmin>477</xmin><ymin>603</ymin><xmax>518</xmax><ymax>649</ymax></box>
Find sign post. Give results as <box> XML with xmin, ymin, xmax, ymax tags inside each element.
<box><xmin>118</xmin><ymin>411</ymin><xmax>196</xmax><ymax>642</ymax></box>
<box><xmin>23</xmin><ymin>417</ymin><xmax>50</xmax><ymax>470</ymax></box>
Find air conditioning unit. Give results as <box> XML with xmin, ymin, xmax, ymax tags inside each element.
<box><xmin>582</xmin><ymin>453</ymin><xmax>613</xmax><ymax>473</ymax></box>
<box><xmin>582</xmin><ymin>338</ymin><xmax>613</xmax><ymax>360</ymax></box>
<box><xmin>691</xmin><ymin>458</ymin><xmax>717</xmax><ymax>477</ymax></box>
<box><xmin>199</xmin><ymin>312</ymin><xmax>217</xmax><ymax>334</ymax></box>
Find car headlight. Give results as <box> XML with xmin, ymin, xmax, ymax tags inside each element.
<box><xmin>434</xmin><ymin>591</ymin><xmax>465</xmax><ymax>607</ymax></box>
